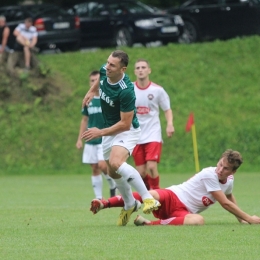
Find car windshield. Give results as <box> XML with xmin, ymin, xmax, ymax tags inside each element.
<box><xmin>108</xmin><ymin>1</ymin><xmax>154</xmax><ymax>15</ymax></box>
<box><xmin>25</xmin><ymin>5</ymin><xmax>68</xmax><ymax>16</ymax></box>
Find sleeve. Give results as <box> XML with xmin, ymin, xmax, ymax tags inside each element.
<box><xmin>225</xmin><ymin>180</ymin><xmax>234</xmax><ymax>195</ymax></box>
<box><xmin>200</xmin><ymin>168</ymin><xmax>221</xmax><ymax>192</ymax></box>
<box><xmin>158</xmin><ymin>88</ymin><xmax>171</xmax><ymax>111</ymax></box>
<box><xmin>15</xmin><ymin>23</ymin><xmax>22</xmax><ymax>33</ymax></box>
<box><xmin>81</xmin><ymin>106</ymin><xmax>89</xmax><ymax>116</ymax></box>
<box><xmin>32</xmin><ymin>27</ymin><xmax>38</xmax><ymax>37</ymax></box>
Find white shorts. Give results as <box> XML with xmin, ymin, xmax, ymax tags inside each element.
<box><xmin>82</xmin><ymin>143</ymin><xmax>104</xmax><ymax>164</ymax></box>
<box><xmin>102</xmin><ymin>127</ymin><xmax>141</xmax><ymax>160</ymax></box>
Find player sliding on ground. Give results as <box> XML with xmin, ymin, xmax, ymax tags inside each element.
<box><xmin>90</xmin><ymin>149</ymin><xmax>260</xmax><ymax>226</ymax></box>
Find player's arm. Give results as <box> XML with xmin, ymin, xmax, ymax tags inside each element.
<box><xmin>82</xmin><ymin>80</ymin><xmax>99</xmax><ymax>107</ymax></box>
<box><xmin>101</xmin><ymin>110</ymin><xmax>133</xmax><ymax>136</ymax></box>
<box><xmin>226</xmin><ymin>193</ymin><xmax>248</xmax><ymax>224</ymax></box>
<box><xmin>164</xmin><ymin>109</ymin><xmax>174</xmax><ymax>137</ymax></box>
<box><xmin>76</xmin><ymin>115</ymin><xmax>88</xmax><ymax>149</ymax></box>
<box><xmin>211</xmin><ymin>190</ymin><xmax>260</xmax><ymax>224</ymax></box>
<box><xmin>81</xmin><ymin>110</ymin><xmax>134</xmax><ymax>141</ymax></box>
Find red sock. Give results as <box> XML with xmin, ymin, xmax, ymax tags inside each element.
<box><xmin>143</xmin><ymin>174</ymin><xmax>150</xmax><ymax>190</ymax></box>
<box><xmin>107</xmin><ymin>192</ymin><xmax>143</xmax><ymax>208</ymax></box>
<box><xmin>149</xmin><ymin>176</ymin><xmax>160</xmax><ymax>189</ymax></box>
<box><xmin>150</xmin><ymin>217</ymin><xmax>185</xmax><ymax>226</ymax></box>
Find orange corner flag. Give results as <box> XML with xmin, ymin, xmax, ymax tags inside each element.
<box><xmin>185</xmin><ymin>113</ymin><xmax>194</xmax><ymax>132</ymax></box>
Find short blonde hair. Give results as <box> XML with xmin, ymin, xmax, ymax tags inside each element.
<box><xmin>0</xmin><ymin>15</ymin><xmax>6</xmax><ymax>22</ymax></box>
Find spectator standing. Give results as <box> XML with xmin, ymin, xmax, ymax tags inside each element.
<box><xmin>132</xmin><ymin>59</ymin><xmax>174</xmax><ymax>190</ymax></box>
<box><xmin>76</xmin><ymin>70</ymin><xmax>117</xmax><ymax>199</ymax></box>
<box><xmin>0</xmin><ymin>15</ymin><xmax>10</xmax><ymax>55</ymax></box>
<box><xmin>13</xmin><ymin>17</ymin><xmax>38</xmax><ymax>69</ymax></box>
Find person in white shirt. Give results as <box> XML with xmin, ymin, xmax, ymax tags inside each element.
<box><xmin>13</xmin><ymin>17</ymin><xmax>38</xmax><ymax>69</ymax></box>
<box><xmin>90</xmin><ymin>149</ymin><xmax>260</xmax><ymax>226</ymax></box>
<box><xmin>132</xmin><ymin>59</ymin><xmax>174</xmax><ymax>190</ymax></box>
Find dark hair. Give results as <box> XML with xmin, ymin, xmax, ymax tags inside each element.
<box><xmin>221</xmin><ymin>149</ymin><xmax>243</xmax><ymax>170</ymax></box>
<box><xmin>111</xmin><ymin>50</ymin><xmax>129</xmax><ymax>67</ymax></box>
<box><xmin>25</xmin><ymin>17</ymin><xmax>33</xmax><ymax>23</ymax></box>
<box><xmin>89</xmin><ymin>70</ymin><xmax>100</xmax><ymax>77</ymax></box>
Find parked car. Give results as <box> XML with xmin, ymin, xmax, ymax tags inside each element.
<box><xmin>67</xmin><ymin>0</ymin><xmax>184</xmax><ymax>47</ymax></box>
<box><xmin>167</xmin><ymin>0</ymin><xmax>260</xmax><ymax>43</ymax></box>
<box><xmin>0</xmin><ymin>4</ymin><xmax>81</xmax><ymax>51</ymax></box>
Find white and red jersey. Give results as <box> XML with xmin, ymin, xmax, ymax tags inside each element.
<box><xmin>166</xmin><ymin>167</ymin><xmax>234</xmax><ymax>214</ymax></box>
<box><xmin>134</xmin><ymin>81</ymin><xmax>171</xmax><ymax>144</ymax></box>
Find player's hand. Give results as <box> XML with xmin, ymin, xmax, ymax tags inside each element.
<box><xmin>81</xmin><ymin>127</ymin><xmax>102</xmax><ymax>142</ymax></box>
<box><xmin>82</xmin><ymin>91</ymin><xmax>95</xmax><ymax>108</ymax></box>
<box><xmin>166</xmin><ymin>125</ymin><xmax>175</xmax><ymax>137</ymax></box>
<box><xmin>76</xmin><ymin>139</ymin><xmax>83</xmax><ymax>149</ymax></box>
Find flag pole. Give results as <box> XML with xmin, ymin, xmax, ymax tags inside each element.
<box><xmin>191</xmin><ymin>124</ymin><xmax>200</xmax><ymax>172</ymax></box>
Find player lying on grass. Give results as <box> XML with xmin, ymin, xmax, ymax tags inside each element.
<box><xmin>90</xmin><ymin>149</ymin><xmax>260</xmax><ymax>226</ymax></box>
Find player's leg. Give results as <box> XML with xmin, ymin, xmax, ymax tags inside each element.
<box><xmin>109</xmin><ymin>129</ymin><xmax>160</xmax><ymax>214</ymax></box>
<box><xmin>134</xmin><ymin>213</ymin><xmax>204</xmax><ymax>226</ymax></box>
<box><xmin>90</xmin><ymin>191</ymin><xmax>143</xmax><ymax>214</ymax></box>
<box><xmin>83</xmin><ymin>144</ymin><xmax>103</xmax><ymax>199</ymax></box>
<box><xmin>134</xmin><ymin>189</ymin><xmax>204</xmax><ymax>226</ymax></box>
<box><xmin>145</xmin><ymin>142</ymin><xmax>162</xmax><ymax>189</ymax></box>
<box><xmin>132</xmin><ymin>144</ymin><xmax>150</xmax><ymax>190</ymax></box>
<box><xmin>90</xmin><ymin>164</ymin><xmax>103</xmax><ymax>200</ymax></box>
<box><xmin>96</xmin><ymin>144</ymin><xmax>116</xmax><ymax>197</ymax></box>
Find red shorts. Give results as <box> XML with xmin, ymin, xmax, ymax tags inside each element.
<box><xmin>152</xmin><ymin>189</ymin><xmax>190</xmax><ymax>220</ymax></box>
<box><xmin>132</xmin><ymin>142</ymin><xmax>162</xmax><ymax>166</ymax></box>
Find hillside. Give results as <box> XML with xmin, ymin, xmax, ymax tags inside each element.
<box><xmin>1</xmin><ymin>36</ymin><xmax>260</xmax><ymax>174</ymax></box>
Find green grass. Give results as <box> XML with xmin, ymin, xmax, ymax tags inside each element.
<box><xmin>1</xmin><ymin>173</ymin><xmax>260</xmax><ymax>260</ymax></box>
<box><xmin>1</xmin><ymin>36</ymin><xmax>260</xmax><ymax>174</ymax></box>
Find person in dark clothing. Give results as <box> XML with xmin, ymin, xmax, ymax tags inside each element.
<box><xmin>0</xmin><ymin>15</ymin><xmax>10</xmax><ymax>54</ymax></box>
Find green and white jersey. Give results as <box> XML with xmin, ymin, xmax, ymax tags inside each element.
<box><xmin>82</xmin><ymin>96</ymin><xmax>104</xmax><ymax>145</ymax></box>
<box><xmin>99</xmin><ymin>65</ymin><xmax>139</xmax><ymax>129</ymax></box>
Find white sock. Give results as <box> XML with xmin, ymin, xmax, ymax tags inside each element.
<box><xmin>91</xmin><ymin>175</ymin><xmax>103</xmax><ymax>199</ymax></box>
<box><xmin>102</xmin><ymin>173</ymin><xmax>116</xmax><ymax>189</ymax></box>
<box><xmin>114</xmin><ymin>177</ymin><xmax>135</xmax><ymax>210</ymax></box>
<box><xmin>117</xmin><ymin>162</ymin><xmax>153</xmax><ymax>200</ymax></box>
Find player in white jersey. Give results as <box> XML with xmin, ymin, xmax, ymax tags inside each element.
<box><xmin>132</xmin><ymin>59</ymin><xmax>174</xmax><ymax>190</ymax></box>
<box><xmin>13</xmin><ymin>17</ymin><xmax>38</xmax><ymax>69</ymax></box>
<box><xmin>76</xmin><ymin>71</ymin><xmax>116</xmax><ymax>199</ymax></box>
<box><xmin>90</xmin><ymin>149</ymin><xmax>260</xmax><ymax>225</ymax></box>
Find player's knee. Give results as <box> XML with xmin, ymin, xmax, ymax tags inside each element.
<box><xmin>184</xmin><ymin>214</ymin><xmax>204</xmax><ymax>225</ymax></box>
<box><xmin>108</xmin><ymin>158</ymin><xmax>122</xmax><ymax>172</ymax></box>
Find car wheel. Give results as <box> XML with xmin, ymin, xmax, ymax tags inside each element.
<box><xmin>178</xmin><ymin>21</ymin><xmax>198</xmax><ymax>44</ymax></box>
<box><xmin>114</xmin><ymin>27</ymin><xmax>133</xmax><ymax>47</ymax></box>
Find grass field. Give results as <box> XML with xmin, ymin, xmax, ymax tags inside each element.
<box><xmin>1</xmin><ymin>172</ymin><xmax>260</xmax><ymax>260</ymax></box>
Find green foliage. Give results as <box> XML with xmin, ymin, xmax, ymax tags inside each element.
<box><xmin>1</xmin><ymin>36</ymin><xmax>260</xmax><ymax>174</ymax></box>
<box><xmin>1</xmin><ymin>173</ymin><xmax>260</xmax><ymax>259</ymax></box>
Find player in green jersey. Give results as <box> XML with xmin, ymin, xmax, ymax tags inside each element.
<box><xmin>82</xmin><ymin>50</ymin><xmax>160</xmax><ymax>226</ymax></box>
<box><xmin>76</xmin><ymin>71</ymin><xmax>116</xmax><ymax>199</ymax></box>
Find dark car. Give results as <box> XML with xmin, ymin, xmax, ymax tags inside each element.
<box><xmin>0</xmin><ymin>4</ymin><xmax>81</xmax><ymax>51</ymax></box>
<box><xmin>67</xmin><ymin>0</ymin><xmax>184</xmax><ymax>47</ymax></box>
<box><xmin>167</xmin><ymin>0</ymin><xmax>260</xmax><ymax>43</ymax></box>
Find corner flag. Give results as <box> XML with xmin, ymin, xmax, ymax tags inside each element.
<box><xmin>186</xmin><ymin>113</ymin><xmax>200</xmax><ymax>172</ymax></box>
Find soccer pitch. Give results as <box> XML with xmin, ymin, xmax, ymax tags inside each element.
<box><xmin>1</xmin><ymin>173</ymin><xmax>260</xmax><ymax>260</ymax></box>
